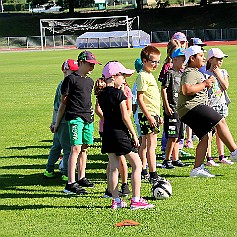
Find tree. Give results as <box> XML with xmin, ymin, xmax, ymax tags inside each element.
<box><xmin>136</xmin><ymin>0</ymin><xmax>143</xmax><ymax>9</ymax></box>
<box><xmin>68</xmin><ymin>0</ymin><xmax>74</xmax><ymax>13</ymax></box>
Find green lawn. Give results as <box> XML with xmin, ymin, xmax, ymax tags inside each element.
<box><xmin>0</xmin><ymin>46</ymin><xmax>237</xmax><ymax>237</ymax></box>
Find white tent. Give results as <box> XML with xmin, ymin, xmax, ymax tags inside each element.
<box><xmin>75</xmin><ymin>30</ymin><xmax>150</xmax><ymax>49</ymax></box>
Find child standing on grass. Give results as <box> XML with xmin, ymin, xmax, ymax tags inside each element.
<box><xmin>137</xmin><ymin>45</ymin><xmax>163</xmax><ymax>184</ymax></box>
<box><xmin>177</xmin><ymin>45</ymin><xmax>237</xmax><ymax>177</ymax></box>
<box><xmin>161</xmin><ymin>48</ymin><xmax>187</xmax><ymax>169</ymax></box>
<box><xmin>54</xmin><ymin>51</ymin><xmax>101</xmax><ymax>194</ymax></box>
<box><xmin>95</xmin><ymin>76</ymin><xmax>132</xmax><ymax>198</ymax></box>
<box><xmin>44</xmin><ymin>59</ymin><xmax>78</xmax><ymax>181</ymax></box>
<box><xmin>98</xmin><ymin>61</ymin><xmax>154</xmax><ymax>210</ymax></box>
<box><xmin>205</xmin><ymin>48</ymin><xmax>234</xmax><ymax>166</ymax></box>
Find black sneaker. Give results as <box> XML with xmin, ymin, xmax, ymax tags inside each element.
<box><xmin>78</xmin><ymin>177</ymin><xmax>95</xmax><ymax>188</ymax></box>
<box><xmin>141</xmin><ymin>173</ymin><xmax>149</xmax><ymax>180</ymax></box>
<box><xmin>149</xmin><ymin>175</ymin><xmax>164</xmax><ymax>184</ymax></box>
<box><xmin>172</xmin><ymin>160</ymin><xmax>187</xmax><ymax>167</ymax></box>
<box><xmin>119</xmin><ymin>183</ymin><xmax>130</xmax><ymax>197</ymax></box>
<box><xmin>162</xmin><ymin>160</ymin><xmax>175</xmax><ymax>169</ymax></box>
<box><xmin>103</xmin><ymin>188</ymin><xmax>112</xmax><ymax>198</ymax></box>
<box><xmin>63</xmin><ymin>182</ymin><xmax>88</xmax><ymax>195</ymax></box>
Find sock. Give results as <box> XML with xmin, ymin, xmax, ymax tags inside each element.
<box><xmin>206</xmin><ymin>156</ymin><xmax>212</xmax><ymax>162</ymax></box>
<box><xmin>219</xmin><ymin>155</ymin><xmax>225</xmax><ymax>161</ymax></box>
<box><xmin>141</xmin><ymin>169</ymin><xmax>148</xmax><ymax>175</ymax></box>
<box><xmin>149</xmin><ymin>171</ymin><xmax>158</xmax><ymax>179</ymax></box>
<box><xmin>132</xmin><ymin>197</ymin><xmax>140</xmax><ymax>202</ymax></box>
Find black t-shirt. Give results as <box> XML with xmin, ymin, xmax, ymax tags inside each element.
<box><xmin>61</xmin><ymin>72</ymin><xmax>94</xmax><ymax>122</ymax></box>
<box><xmin>162</xmin><ymin>68</ymin><xmax>182</xmax><ymax>112</ymax></box>
<box><xmin>98</xmin><ymin>86</ymin><xmax>127</xmax><ymax>131</ymax></box>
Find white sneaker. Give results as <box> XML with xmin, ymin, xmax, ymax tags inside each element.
<box><xmin>190</xmin><ymin>165</ymin><xmax>215</xmax><ymax>178</ymax></box>
<box><xmin>230</xmin><ymin>152</ymin><xmax>237</xmax><ymax>162</ymax></box>
<box><xmin>221</xmin><ymin>158</ymin><xmax>234</xmax><ymax>165</ymax></box>
<box><xmin>206</xmin><ymin>159</ymin><xmax>220</xmax><ymax>167</ymax></box>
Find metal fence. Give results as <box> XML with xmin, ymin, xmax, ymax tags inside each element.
<box><xmin>151</xmin><ymin>28</ymin><xmax>237</xmax><ymax>42</ymax></box>
<box><xmin>0</xmin><ymin>28</ymin><xmax>236</xmax><ymax>49</ymax></box>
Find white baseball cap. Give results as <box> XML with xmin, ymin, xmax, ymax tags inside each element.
<box><xmin>184</xmin><ymin>45</ymin><xmax>203</xmax><ymax>65</ymax></box>
<box><xmin>207</xmin><ymin>48</ymin><xmax>228</xmax><ymax>60</ymax></box>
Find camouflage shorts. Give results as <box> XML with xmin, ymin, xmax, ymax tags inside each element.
<box><xmin>138</xmin><ymin>113</ymin><xmax>160</xmax><ymax>135</ymax></box>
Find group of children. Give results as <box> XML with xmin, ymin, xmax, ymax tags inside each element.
<box><xmin>43</xmin><ymin>32</ymin><xmax>237</xmax><ymax>209</ymax></box>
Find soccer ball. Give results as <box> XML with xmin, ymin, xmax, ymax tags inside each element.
<box><xmin>58</xmin><ymin>159</ymin><xmax>64</xmax><ymax>173</ymax></box>
<box><xmin>152</xmin><ymin>180</ymin><xmax>172</xmax><ymax>200</ymax></box>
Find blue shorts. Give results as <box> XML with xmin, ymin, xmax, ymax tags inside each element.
<box><xmin>68</xmin><ymin>117</ymin><xmax>94</xmax><ymax>146</ymax></box>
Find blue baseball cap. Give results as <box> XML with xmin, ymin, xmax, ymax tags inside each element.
<box><xmin>171</xmin><ymin>48</ymin><xmax>185</xmax><ymax>59</ymax></box>
<box><xmin>134</xmin><ymin>58</ymin><xmax>143</xmax><ymax>73</ymax></box>
<box><xmin>188</xmin><ymin>37</ymin><xmax>207</xmax><ymax>47</ymax></box>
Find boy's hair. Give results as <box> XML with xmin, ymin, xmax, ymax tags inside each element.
<box><xmin>164</xmin><ymin>39</ymin><xmax>181</xmax><ymax>64</ymax></box>
<box><xmin>140</xmin><ymin>45</ymin><xmax>161</xmax><ymax>61</ymax></box>
<box><xmin>94</xmin><ymin>78</ymin><xmax>106</xmax><ymax>96</ymax></box>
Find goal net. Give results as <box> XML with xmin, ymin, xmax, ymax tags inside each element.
<box><xmin>39</xmin><ymin>16</ymin><xmax>139</xmax><ymax>50</ymax></box>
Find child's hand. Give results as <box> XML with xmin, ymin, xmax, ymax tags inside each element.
<box><xmin>148</xmin><ymin>116</ymin><xmax>157</xmax><ymax>127</ymax></box>
<box><xmin>205</xmin><ymin>75</ymin><xmax>216</xmax><ymax>89</ymax></box>
<box><xmin>158</xmin><ymin>116</ymin><xmax>164</xmax><ymax>126</ymax></box>
<box><xmin>164</xmin><ymin>106</ymin><xmax>173</xmax><ymax>116</ymax></box>
<box><xmin>212</xmin><ymin>66</ymin><xmax>221</xmax><ymax>79</ymax></box>
<box><xmin>49</xmin><ymin>123</ymin><xmax>54</xmax><ymax>133</ymax></box>
<box><xmin>132</xmin><ymin>135</ymin><xmax>140</xmax><ymax>148</ymax></box>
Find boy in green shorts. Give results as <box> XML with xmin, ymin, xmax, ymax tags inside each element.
<box><xmin>54</xmin><ymin>51</ymin><xmax>101</xmax><ymax>194</ymax></box>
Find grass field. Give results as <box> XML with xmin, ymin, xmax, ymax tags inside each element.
<box><xmin>0</xmin><ymin>46</ymin><xmax>237</xmax><ymax>237</ymax></box>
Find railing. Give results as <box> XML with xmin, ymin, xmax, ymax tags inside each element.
<box><xmin>151</xmin><ymin>28</ymin><xmax>237</xmax><ymax>42</ymax></box>
<box><xmin>0</xmin><ymin>28</ymin><xmax>236</xmax><ymax>50</ymax></box>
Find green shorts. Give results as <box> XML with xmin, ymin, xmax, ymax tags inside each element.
<box><xmin>68</xmin><ymin>117</ymin><xmax>94</xmax><ymax>146</ymax></box>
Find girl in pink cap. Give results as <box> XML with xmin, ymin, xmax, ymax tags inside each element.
<box><xmin>97</xmin><ymin>61</ymin><xmax>154</xmax><ymax>210</ymax></box>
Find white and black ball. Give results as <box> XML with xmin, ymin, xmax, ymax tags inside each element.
<box><xmin>152</xmin><ymin>180</ymin><xmax>172</xmax><ymax>200</ymax></box>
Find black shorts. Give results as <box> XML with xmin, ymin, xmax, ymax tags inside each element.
<box><xmin>101</xmin><ymin>129</ymin><xmax>137</xmax><ymax>156</ymax></box>
<box><xmin>164</xmin><ymin>112</ymin><xmax>184</xmax><ymax>139</ymax></box>
<box><xmin>138</xmin><ymin>113</ymin><xmax>160</xmax><ymax>135</ymax></box>
<box><xmin>181</xmin><ymin>104</ymin><xmax>223</xmax><ymax>140</ymax></box>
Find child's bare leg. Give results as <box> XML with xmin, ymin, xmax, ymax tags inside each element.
<box><xmin>68</xmin><ymin>145</ymin><xmax>81</xmax><ymax>183</ymax></box>
<box><xmin>216</xmin><ymin>130</ymin><xmax>225</xmax><ymax>156</ymax></box>
<box><xmin>125</xmin><ymin>152</ymin><xmax>142</xmax><ymax>198</ymax></box>
<box><xmin>139</xmin><ymin>136</ymin><xmax>147</xmax><ymax>170</ymax></box>
<box><xmin>108</xmin><ymin>153</ymin><xmax>119</xmax><ymax>199</ymax></box>
<box><xmin>78</xmin><ymin>144</ymin><xmax>87</xmax><ymax>180</ymax></box>
<box><xmin>215</xmin><ymin>118</ymin><xmax>237</xmax><ymax>152</ymax></box>
<box><xmin>106</xmin><ymin>162</ymin><xmax>110</xmax><ymax>190</ymax></box>
<box><xmin>172</xmin><ymin>139</ymin><xmax>179</xmax><ymax>161</ymax></box>
<box><xmin>206</xmin><ymin>132</ymin><xmax>213</xmax><ymax>158</ymax></box>
<box><xmin>146</xmin><ymin>133</ymin><xmax>157</xmax><ymax>172</ymax></box>
<box><xmin>165</xmin><ymin>138</ymin><xmax>176</xmax><ymax>161</ymax></box>
<box><xmin>119</xmin><ymin>156</ymin><xmax>128</xmax><ymax>184</ymax></box>
<box><xmin>194</xmin><ymin>134</ymin><xmax>208</xmax><ymax>168</ymax></box>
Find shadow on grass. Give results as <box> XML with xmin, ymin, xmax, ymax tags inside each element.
<box><xmin>0</xmin><ymin>204</ymin><xmax>108</xmax><ymax>210</ymax></box>
<box><xmin>6</xmin><ymin>145</ymin><xmax>51</xmax><ymax>150</ymax></box>
<box><xmin>1</xmin><ymin>154</ymin><xmax>48</xmax><ymax>159</ymax></box>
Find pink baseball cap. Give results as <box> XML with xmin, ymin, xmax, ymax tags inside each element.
<box><xmin>172</xmin><ymin>32</ymin><xmax>187</xmax><ymax>42</ymax></box>
<box><xmin>61</xmin><ymin>59</ymin><xmax>79</xmax><ymax>71</ymax></box>
<box><xmin>78</xmin><ymin>51</ymin><xmax>101</xmax><ymax>65</ymax></box>
<box><xmin>207</xmin><ymin>48</ymin><xmax>228</xmax><ymax>60</ymax></box>
<box><xmin>102</xmin><ymin>61</ymin><xmax>134</xmax><ymax>79</ymax></box>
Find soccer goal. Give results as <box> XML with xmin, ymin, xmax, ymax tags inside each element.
<box><xmin>39</xmin><ymin>15</ymin><xmax>140</xmax><ymax>50</ymax></box>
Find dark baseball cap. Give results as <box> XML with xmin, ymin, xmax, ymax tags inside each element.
<box><xmin>78</xmin><ymin>51</ymin><xmax>101</xmax><ymax>65</ymax></box>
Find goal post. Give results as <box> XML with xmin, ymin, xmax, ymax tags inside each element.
<box><xmin>39</xmin><ymin>15</ymin><xmax>139</xmax><ymax>50</ymax></box>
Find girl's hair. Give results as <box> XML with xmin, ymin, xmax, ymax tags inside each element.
<box><xmin>206</xmin><ymin>60</ymin><xmax>212</xmax><ymax>70</ymax></box>
<box><xmin>164</xmin><ymin>39</ymin><xmax>181</xmax><ymax>64</ymax></box>
<box><xmin>94</xmin><ymin>77</ymin><xmax>106</xmax><ymax>96</ymax></box>
<box><xmin>140</xmin><ymin>45</ymin><xmax>161</xmax><ymax>61</ymax></box>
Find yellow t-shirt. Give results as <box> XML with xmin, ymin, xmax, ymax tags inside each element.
<box><xmin>136</xmin><ymin>70</ymin><xmax>160</xmax><ymax>116</ymax></box>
